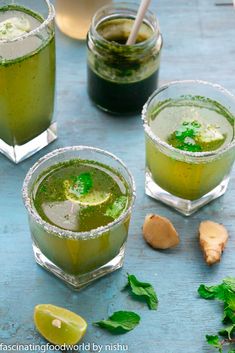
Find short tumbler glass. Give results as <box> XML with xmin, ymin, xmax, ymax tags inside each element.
<box><xmin>22</xmin><ymin>146</ymin><xmax>135</xmax><ymax>289</ymax></box>
<box><xmin>142</xmin><ymin>80</ymin><xmax>235</xmax><ymax>216</ymax></box>
<box><xmin>0</xmin><ymin>0</ymin><xmax>56</xmax><ymax>163</ymax></box>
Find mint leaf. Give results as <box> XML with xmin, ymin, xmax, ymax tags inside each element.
<box><xmin>227</xmin><ymin>293</ymin><xmax>235</xmax><ymax>311</ymax></box>
<box><xmin>105</xmin><ymin>196</ymin><xmax>127</xmax><ymax>219</ymax></box>
<box><xmin>198</xmin><ymin>284</ymin><xmax>221</xmax><ymax>299</ymax></box>
<box><xmin>219</xmin><ymin>324</ymin><xmax>235</xmax><ymax>339</ymax></box>
<box><xmin>126</xmin><ymin>274</ymin><xmax>158</xmax><ymax>310</ymax></box>
<box><xmin>224</xmin><ymin>278</ymin><xmax>235</xmax><ymax>292</ymax></box>
<box><xmin>94</xmin><ymin>311</ymin><xmax>140</xmax><ymax>334</ymax></box>
<box><xmin>198</xmin><ymin>281</ymin><xmax>235</xmax><ymax>303</ymax></box>
<box><xmin>223</xmin><ymin>306</ymin><xmax>235</xmax><ymax>324</ymax></box>
<box><xmin>70</xmin><ymin>173</ymin><xmax>93</xmax><ymax>196</ymax></box>
<box><xmin>206</xmin><ymin>335</ymin><xmax>223</xmax><ymax>352</ymax></box>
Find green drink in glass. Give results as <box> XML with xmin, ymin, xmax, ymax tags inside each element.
<box><xmin>142</xmin><ymin>81</ymin><xmax>235</xmax><ymax>215</ymax></box>
<box><xmin>0</xmin><ymin>0</ymin><xmax>56</xmax><ymax>163</ymax></box>
<box><xmin>23</xmin><ymin>146</ymin><xmax>135</xmax><ymax>289</ymax></box>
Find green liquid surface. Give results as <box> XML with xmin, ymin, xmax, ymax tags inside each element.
<box><xmin>33</xmin><ymin>159</ymin><xmax>130</xmax><ymax>232</ymax></box>
<box><xmin>149</xmin><ymin>97</ymin><xmax>235</xmax><ymax>152</ymax></box>
<box><xmin>0</xmin><ymin>5</ymin><xmax>55</xmax><ymax>146</ymax></box>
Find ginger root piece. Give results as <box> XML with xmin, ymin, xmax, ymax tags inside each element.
<box><xmin>143</xmin><ymin>214</ymin><xmax>180</xmax><ymax>249</ymax></box>
<box><xmin>199</xmin><ymin>221</ymin><xmax>228</xmax><ymax>265</ymax></box>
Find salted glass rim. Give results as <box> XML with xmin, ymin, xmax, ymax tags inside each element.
<box><xmin>142</xmin><ymin>79</ymin><xmax>235</xmax><ymax>159</ymax></box>
<box><xmin>0</xmin><ymin>0</ymin><xmax>55</xmax><ymax>43</ymax></box>
<box><xmin>90</xmin><ymin>1</ymin><xmax>160</xmax><ymax>49</ymax></box>
<box><xmin>22</xmin><ymin>146</ymin><xmax>136</xmax><ymax>240</ymax></box>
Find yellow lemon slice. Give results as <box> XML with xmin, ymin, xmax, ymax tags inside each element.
<box><xmin>64</xmin><ymin>180</ymin><xmax>110</xmax><ymax>207</ymax></box>
<box><xmin>34</xmin><ymin>304</ymin><xmax>87</xmax><ymax>345</ymax></box>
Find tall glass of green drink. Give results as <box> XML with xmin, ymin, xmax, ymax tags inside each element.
<box><xmin>142</xmin><ymin>81</ymin><xmax>235</xmax><ymax>215</ymax></box>
<box><xmin>0</xmin><ymin>0</ymin><xmax>56</xmax><ymax>163</ymax></box>
<box><xmin>23</xmin><ymin>146</ymin><xmax>135</xmax><ymax>289</ymax></box>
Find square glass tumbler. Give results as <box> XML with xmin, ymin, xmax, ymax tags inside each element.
<box><xmin>142</xmin><ymin>80</ymin><xmax>235</xmax><ymax>216</ymax></box>
<box><xmin>22</xmin><ymin>146</ymin><xmax>136</xmax><ymax>290</ymax></box>
<box><xmin>0</xmin><ymin>0</ymin><xmax>56</xmax><ymax>163</ymax></box>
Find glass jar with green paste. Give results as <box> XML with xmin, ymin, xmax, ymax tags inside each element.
<box><xmin>87</xmin><ymin>2</ymin><xmax>162</xmax><ymax>114</ymax></box>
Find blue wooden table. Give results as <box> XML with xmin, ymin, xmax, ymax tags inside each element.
<box><xmin>1</xmin><ymin>1</ymin><xmax>235</xmax><ymax>352</ymax></box>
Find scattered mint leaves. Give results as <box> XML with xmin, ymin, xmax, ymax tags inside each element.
<box><xmin>126</xmin><ymin>274</ymin><xmax>158</xmax><ymax>310</ymax></box>
<box><xmin>105</xmin><ymin>196</ymin><xmax>127</xmax><ymax>219</ymax></box>
<box><xmin>206</xmin><ymin>335</ymin><xmax>223</xmax><ymax>353</ymax></box>
<box><xmin>199</xmin><ymin>278</ymin><xmax>235</xmax><ymax>352</ymax></box>
<box><xmin>94</xmin><ymin>311</ymin><xmax>140</xmax><ymax>334</ymax></box>
<box><xmin>70</xmin><ymin>173</ymin><xmax>93</xmax><ymax>196</ymax></box>
<box><xmin>93</xmin><ymin>274</ymin><xmax>158</xmax><ymax>336</ymax></box>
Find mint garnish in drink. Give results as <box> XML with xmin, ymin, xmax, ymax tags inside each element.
<box><xmin>69</xmin><ymin>173</ymin><xmax>93</xmax><ymax>197</ymax></box>
<box><xmin>105</xmin><ymin>195</ymin><xmax>128</xmax><ymax>219</ymax></box>
<box><xmin>64</xmin><ymin>172</ymin><xmax>111</xmax><ymax>206</ymax></box>
<box><xmin>168</xmin><ymin>120</ymin><xmax>226</xmax><ymax>152</ymax></box>
<box><xmin>168</xmin><ymin>120</ymin><xmax>202</xmax><ymax>152</ymax></box>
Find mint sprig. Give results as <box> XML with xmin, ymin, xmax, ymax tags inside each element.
<box><xmin>198</xmin><ymin>278</ymin><xmax>235</xmax><ymax>352</ymax></box>
<box><xmin>126</xmin><ymin>274</ymin><xmax>158</xmax><ymax>310</ymax></box>
<box><xmin>105</xmin><ymin>195</ymin><xmax>127</xmax><ymax>219</ymax></box>
<box><xmin>168</xmin><ymin>120</ymin><xmax>202</xmax><ymax>152</ymax></box>
<box><xmin>70</xmin><ymin>172</ymin><xmax>93</xmax><ymax>196</ymax></box>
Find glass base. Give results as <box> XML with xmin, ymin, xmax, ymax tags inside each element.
<box><xmin>145</xmin><ymin>170</ymin><xmax>230</xmax><ymax>216</ymax></box>
<box><xmin>0</xmin><ymin>122</ymin><xmax>57</xmax><ymax>164</ymax></box>
<box><xmin>92</xmin><ymin>101</ymin><xmax>136</xmax><ymax>116</ymax></box>
<box><xmin>32</xmin><ymin>242</ymin><xmax>126</xmax><ymax>290</ymax></box>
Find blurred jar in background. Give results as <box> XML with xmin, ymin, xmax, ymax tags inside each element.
<box><xmin>55</xmin><ymin>0</ymin><xmax>112</xmax><ymax>40</ymax></box>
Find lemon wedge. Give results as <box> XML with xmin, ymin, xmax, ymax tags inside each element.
<box><xmin>34</xmin><ymin>304</ymin><xmax>87</xmax><ymax>345</ymax></box>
